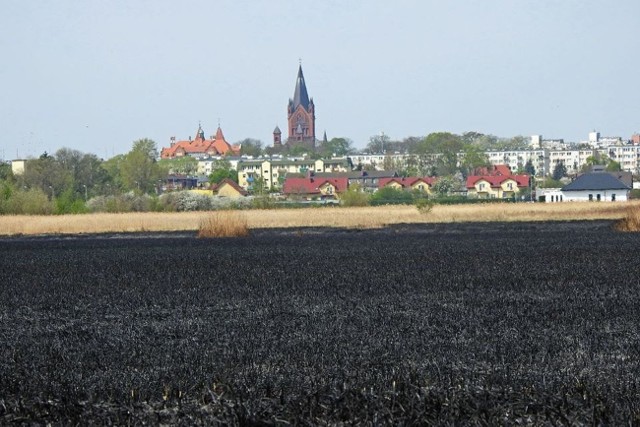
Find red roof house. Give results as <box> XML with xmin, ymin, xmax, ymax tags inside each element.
<box><xmin>466</xmin><ymin>165</ymin><xmax>529</xmax><ymax>199</ymax></box>
<box><xmin>283</xmin><ymin>176</ymin><xmax>349</xmax><ymax>197</ymax></box>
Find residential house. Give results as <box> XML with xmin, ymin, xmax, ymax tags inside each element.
<box><xmin>283</xmin><ymin>176</ymin><xmax>348</xmax><ymax>199</ymax></box>
<box><xmin>378</xmin><ymin>177</ymin><xmax>437</xmax><ymax>194</ymax></box>
<box><xmin>558</xmin><ymin>173</ymin><xmax>631</xmax><ymax>202</ymax></box>
<box><xmin>466</xmin><ymin>166</ymin><xmax>530</xmax><ymax>199</ymax></box>
<box><xmin>212</xmin><ymin>178</ymin><xmax>248</xmax><ymax>198</ymax></box>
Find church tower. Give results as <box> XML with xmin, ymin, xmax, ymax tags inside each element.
<box><xmin>287</xmin><ymin>64</ymin><xmax>316</xmax><ymax>148</ymax></box>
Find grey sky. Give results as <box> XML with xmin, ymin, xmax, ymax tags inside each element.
<box><xmin>1</xmin><ymin>0</ymin><xmax>638</xmax><ymax>159</ymax></box>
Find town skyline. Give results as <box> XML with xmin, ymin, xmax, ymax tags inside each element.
<box><xmin>2</xmin><ymin>1</ymin><xmax>639</xmax><ymax>160</ymax></box>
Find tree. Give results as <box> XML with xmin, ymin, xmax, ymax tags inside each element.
<box><xmin>524</xmin><ymin>159</ymin><xmax>536</xmax><ymax>176</ymax></box>
<box><xmin>551</xmin><ymin>161</ymin><xmax>567</xmax><ymax>181</ymax></box>
<box><xmin>366</xmin><ymin>133</ymin><xmax>391</xmax><ymax>154</ymax></box>
<box><xmin>158</xmin><ymin>156</ymin><xmax>198</xmax><ymax>175</ymax></box>
<box><xmin>606</xmin><ymin>160</ymin><xmax>622</xmax><ymax>172</ymax></box>
<box><xmin>209</xmin><ymin>160</ymin><xmax>238</xmax><ymax>184</ymax></box>
<box><xmin>237</xmin><ymin>138</ymin><xmax>264</xmax><ymax>157</ymax></box>
<box><xmin>55</xmin><ymin>148</ymin><xmax>108</xmax><ymax>200</ymax></box>
<box><xmin>17</xmin><ymin>154</ymin><xmax>72</xmax><ymax>199</ymax></box>
<box><xmin>317</xmin><ymin>137</ymin><xmax>354</xmax><ymax>158</ymax></box>
<box><xmin>433</xmin><ymin>175</ymin><xmax>458</xmax><ymax>197</ymax></box>
<box><xmin>120</xmin><ymin>139</ymin><xmax>163</xmax><ymax>193</ymax></box>
<box><xmin>460</xmin><ymin>145</ymin><xmax>490</xmax><ymax>178</ymax></box>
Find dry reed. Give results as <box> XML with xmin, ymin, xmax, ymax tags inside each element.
<box><xmin>197</xmin><ymin>211</ymin><xmax>249</xmax><ymax>238</ymax></box>
<box><xmin>613</xmin><ymin>205</ymin><xmax>640</xmax><ymax>232</ymax></box>
<box><xmin>0</xmin><ymin>201</ymin><xmax>637</xmax><ymax>236</ymax></box>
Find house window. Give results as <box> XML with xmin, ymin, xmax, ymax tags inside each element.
<box><xmin>589</xmin><ymin>194</ymin><xmax>593</xmax><ymax>201</ymax></box>
<box><xmin>507</xmin><ymin>182</ymin><xmax>513</xmax><ymax>190</ymax></box>
<box><xmin>479</xmin><ymin>183</ymin><xmax>485</xmax><ymax>190</ymax></box>
<box><xmin>612</xmin><ymin>194</ymin><xmax>616</xmax><ymax>201</ymax></box>
<box><xmin>596</xmin><ymin>194</ymin><xmax>601</xmax><ymax>201</ymax></box>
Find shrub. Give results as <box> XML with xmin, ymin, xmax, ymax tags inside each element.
<box><xmin>197</xmin><ymin>211</ymin><xmax>249</xmax><ymax>238</ymax></box>
<box><xmin>340</xmin><ymin>185</ymin><xmax>370</xmax><ymax>207</ymax></box>
<box><xmin>370</xmin><ymin>187</ymin><xmax>414</xmax><ymax>206</ymax></box>
<box><xmin>415</xmin><ymin>198</ymin><xmax>434</xmax><ymax>214</ymax></box>
<box><xmin>6</xmin><ymin>188</ymin><xmax>53</xmax><ymax>215</ymax></box>
<box><xmin>251</xmin><ymin>195</ymin><xmax>275</xmax><ymax>209</ymax></box>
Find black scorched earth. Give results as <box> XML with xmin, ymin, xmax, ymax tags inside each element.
<box><xmin>1</xmin><ymin>221</ymin><xmax>639</xmax><ymax>425</ymax></box>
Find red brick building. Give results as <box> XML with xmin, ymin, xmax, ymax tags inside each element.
<box><xmin>160</xmin><ymin>124</ymin><xmax>240</xmax><ymax>159</ymax></box>
<box><xmin>274</xmin><ymin>65</ymin><xmax>316</xmax><ymax>149</ymax></box>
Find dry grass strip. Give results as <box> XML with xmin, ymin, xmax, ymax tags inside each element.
<box><xmin>0</xmin><ymin>201</ymin><xmax>637</xmax><ymax>236</ymax></box>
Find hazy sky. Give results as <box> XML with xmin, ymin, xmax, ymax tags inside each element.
<box><xmin>2</xmin><ymin>0</ymin><xmax>639</xmax><ymax>160</ymax></box>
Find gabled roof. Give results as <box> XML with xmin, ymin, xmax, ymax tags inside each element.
<box><xmin>466</xmin><ymin>174</ymin><xmax>529</xmax><ymax>189</ymax></box>
<box><xmin>379</xmin><ymin>177</ymin><xmax>437</xmax><ymax>189</ymax></box>
<box><xmin>562</xmin><ymin>173</ymin><xmax>630</xmax><ymax>191</ymax></box>
<box><xmin>313</xmin><ymin>170</ymin><xmax>399</xmax><ymax>179</ymax></box>
<box><xmin>211</xmin><ymin>178</ymin><xmax>247</xmax><ymax>196</ymax></box>
<box><xmin>283</xmin><ymin>177</ymin><xmax>349</xmax><ymax>195</ymax></box>
<box><xmin>472</xmin><ymin>164</ymin><xmax>512</xmax><ymax>176</ymax></box>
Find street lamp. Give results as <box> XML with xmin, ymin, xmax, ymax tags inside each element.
<box><xmin>82</xmin><ymin>184</ymin><xmax>88</xmax><ymax>200</ymax></box>
<box><xmin>48</xmin><ymin>185</ymin><xmax>54</xmax><ymax>200</ymax></box>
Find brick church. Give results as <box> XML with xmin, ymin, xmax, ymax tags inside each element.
<box><xmin>273</xmin><ymin>64</ymin><xmax>317</xmax><ymax>149</ymax></box>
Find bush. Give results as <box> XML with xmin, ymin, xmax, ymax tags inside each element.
<box><xmin>251</xmin><ymin>195</ymin><xmax>275</xmax><ymax>209</ymax></box>
<box><xmin>197</xmin><ymin>211</ymin><xmax>249</xmax><ymax>238</ymax></box>
<box><xmin>6</xmin><ymin>189</ymin><xmax>54</xmax><ymax>215</ymax></box>
<box><xmin>415</xmin><ymin>198</ymin><xmax>434</xmax><ymax>214</ymax></box>
<box><xmin>340</xmin><ymin>185</ymin><xmax>370</xmax><ymax>207</ymax></box>
<box><xmin>370</xmin><ymin>187</ymin><xmax>414</xmax><ymax>206</ymax></box>
<box><xmin>87</xmin><ymin>193</ymin><xmax>155</xmax><ymax>213</ymax></box>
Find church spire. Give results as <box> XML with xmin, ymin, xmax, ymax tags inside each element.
<box><xmin>291</xmin><ymin>64</ymin><xmax>310</xmax><ymax>110</ymax></box>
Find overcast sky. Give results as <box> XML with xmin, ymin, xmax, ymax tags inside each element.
<box><xmin>1</xmin><ymin>0</ymin><xmax>639</xmax><ymax>160</ymax></box>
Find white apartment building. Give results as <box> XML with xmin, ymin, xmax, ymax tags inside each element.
<box><xmin>485</xmin><ymin>150</ymin><xmax>548</xmax><ymax>177</ymax></box>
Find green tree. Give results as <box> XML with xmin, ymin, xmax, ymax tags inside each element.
<box><xmin>158</xmin><ymin>156</ymin><xmax>198</xmax><ymax>175</ymax></box>
<box><xmin>237</xmin><ymin>138</ymin><xmax>264</xmax><ymax>157</ymax></box>
<box><xmin>551</xmin><ymin>161</ymin><xmax>567</xmax><ymax>180</ymax></box>
<box><xmin>317</xmin><ymin>137</ymin><xmax>354</xmax><ymax>158</ymax></box>
<box><xmin>412</xmin><ymin>132</ymin><xmax>464</xmax><ymax>176</ymax></box>
<box><xmin>606</xmin><ymin>160</ymin><xmax>622</xmax><ymax>172</ymax></box>
<box><xmin>460</xmin><ymin>145</ymin><xmax>490</xmax><ymax>177</ymax></box>
<box><xmin>17</xmin><ymin>154</ymin><xmax>72</xmax><ymax>199</ymax></box>
<box><xmin>524</xmin><ymin>159</ymin><xmax>536</xmax><ymax>176</ymax></box>
<box><xmin>208</xmin><ymin>159</ymin><xmax>238</xmax><ymax>184</ymax></box>
<box><xmin>55</xmin><ymin>148</ymin><xmax>108</xmax><ymax>200</ymax></box>
<box><xmin>120</xmin><ymin>139</ymin><xmax>163</xmax><ymax>193</ymax></box>
<box><xmin>433</xmin><ymin>175</ymin><xmax>458</xmax><ymax>197</ymax></box>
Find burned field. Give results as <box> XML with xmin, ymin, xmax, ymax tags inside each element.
<box><xmin>1</xmin><ymin>221</ymin><xmax>639</xmax><ymax>425</ymax></box>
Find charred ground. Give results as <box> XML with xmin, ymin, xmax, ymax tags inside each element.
<box><xmin>1</xmin><ymin>221</ymin><xmax>639</xmax><ymax>425</ymax></box>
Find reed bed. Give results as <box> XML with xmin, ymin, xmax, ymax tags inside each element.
<box><xmin>0</xmin><ymin>201</ymin><xmax>637</xmax><ymax>236</ymax></box>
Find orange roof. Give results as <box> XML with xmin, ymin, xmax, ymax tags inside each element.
<box><xmin>161</xmin><ymin>126</ymin><xmax>240</xmax><ymax>159</ymax></box>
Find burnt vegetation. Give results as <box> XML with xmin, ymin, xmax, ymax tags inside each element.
<box><xmin>1</xmin><ymin>221</ymin><xmax>639</xmax><ymax>424</ymax></box>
